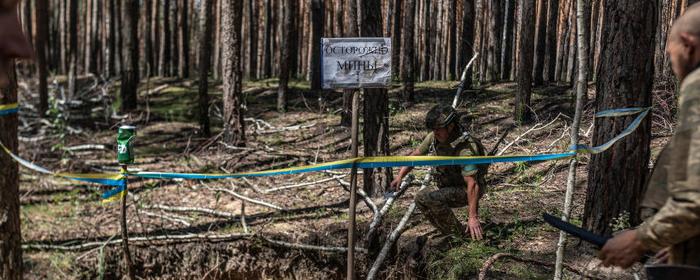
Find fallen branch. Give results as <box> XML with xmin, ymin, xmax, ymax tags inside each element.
<box><xmin>23</xmin><ymin>233</ymin><xmax>253</xmax><ymax>251</ymax></box>
<box><xmin>497</xmin><ymin>114</ymin><xmax>564</xmax><ymax>156</ymax></box>
<box><xmin>366</xmin><ymin>174</ymin><xmax>415</xmax><ymax>242</ymax></box>
<box><xmin>63</xmin><ymin>144</ymin><xmax>108</xmax><ymax>152</ymax></box>
<box><xmin>139</xmin><ymin>210</ymin><xmax>192</xmax><ymax>227</ymax></box>
<box><xmin>478</xmin><ymin>252</ymin><xmax>583</xmax><ymax>280</ymax></box>
<box><xmin>260</xmin><ymin>236</ymin><xmax>368</xmax><ymax>254</ymax></box>
<box><xmin>263</xmin><ymin>175</ymin><xmax>344</xmax><ymax>193</ymax></box>
<box><xmin>366</xmin><ymin>174</ymin><xmax>430</xmax><ymax>280</ymax></box>
<box><xmin>144</xmin><ymin>204</ymin><xmax>237</xmax><ymax>219</ymax></box>
<box><xmin>334</xmin><ymin>176</ymin><xmax>378</xmax><ymax>215</ymax></box>
<box><xmin>208</xmin><ymin>183</ymin><xmax>285</xmax><ymax>211</ymax></box>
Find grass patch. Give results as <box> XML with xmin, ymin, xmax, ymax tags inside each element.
<box><xmin>427</xmin><ymin>240</ymin><xmax>499</xmax><ymax>280</ymax></box>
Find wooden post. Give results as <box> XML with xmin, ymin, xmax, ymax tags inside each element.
<box><xmin>120</xmin><ymin>165</ymin><xmax>135</xmax><ymax>280</ymax></box>
<box><xmin>347</xmin><ymin>91</ymin><xmax>360</xmax><ymax>280</ymax></box>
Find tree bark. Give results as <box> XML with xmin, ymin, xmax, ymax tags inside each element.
<box><xmin>197</xmin><ymin>0</ymin><xmax>213</xmax><ymax>136</ymax></box>
<box><xmin>516</xmin><ymin>0</ymin><xmax>535</xmax><ymax>124</ymax></box>
<box><xmin>583</xmin><ymin>0</ymin><xmax>656</xmax><ymax>236</ymax></box>
<box><xmin>278</xmin><ymin>0</ymin><xmax>295</xmax><ymax>112</ymax></box>
<box><xmin>36</xmin><ymin>0</ymin><xmax>49</xmax><ymax>117</ymax></box>
<box><xmin>533</xmin><ymin>0</ymin><xmax>548</xmax><ymax>85</ymax></box>
<box><xmin>391</xmin><ymin>0</ymin><xmax>402</xmax><ymax>80</ymax></box>
<box><xmin>158</xmin><ymin>0</ymin><xmax>170</xmax><ymax>76</ymax></box>
<box><xmin>68</xmin><ymin>0</ymin><xmax>78</xmax><ymax>98</ymax></box>
<box><xmin>309</xmin><ymin>0</ymin><xmax>323</xmax><ymax>91</ymax></box>
<box><xmin>178</xmin><ymin>0</ymin><xmax>189</xmax><ymax>78</ymax></box>
<box><xmin>486</xmin><ymin>0</ymin><xmax>502</xmax><ymax>81</ymax></box>
<box><xmin>447</xmin><ymin>0</ymin><xmax>457</xmax><ymax>79</ymax></box>
<box><xmin>421</xmin><ymin>0</ymin><xmax>431</xmax><ymax>81</ymax></box>
<box><xmin>170</xmin><ymin>0</ymin><xmax>179</xmax><ymax>77</ymax></box>
<box><xmin>340</xmin><ymin>0</ymin><xmax>359</xmax><ymax>127</ymax></box>
<box><xmin>545</xmin><ymin>0</ymin><xmax>559</xmax><ymax>82</ymax></box>
<box><xmin>0</xmin><ymin>61</ymin><xmax>21</xmax><ymax>280</ymax></box>
<box><xmin>262</xmin><ymin>0</ymin><xmax>272</xmax><ymax>78</ymax></box>
<box><xmin>360</xmin><ymin>0</ymin><xmax>391</xmax><ymax>197</ymax></box>
<box><xmin>120</xmin><ymin>0</ymin><xmax>139</xmax><ymax>112</ymax></box>
<box><xmin>144</xmin><ymin>0</ymin><xmax>153</xmax><ymax>77</ymax></box>
<box><xmin>401</xmin><ymin>0</ymin><xmax>416</xmax><ymax>102</ymax></box>
<box><xmin>247</xmin><ymin>0</ymin><xmax>258</xmax><ymax>80</ymax></box>
<box><xmin>152</xmin><ymin>0</ymin><xmax>160</xmax><ymax>75</ymax></box>
<box><xmin>222</xmin><ymin>0</ymin><xmax>245</xmax><ymax>146</ymax></box>
<box><xmin>501</xmin><ymin>0</ymin><xmax>515</xmax><ymax>81</ymax></box>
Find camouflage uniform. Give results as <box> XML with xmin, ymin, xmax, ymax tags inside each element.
<box><xmin>414</xmin><ymin>130</ymin><xmax>486</xmax><ymax>236</ymax></box>
<box><xmin>637</xmin><ymin>68</ymin><xmax>700</xmax><ymax>266</ymax></box>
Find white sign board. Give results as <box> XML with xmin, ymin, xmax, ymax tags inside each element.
<box><xmin>321</xmin><ymin>38</ymin><xmax>392</xmax><ymax>89</ymax></box>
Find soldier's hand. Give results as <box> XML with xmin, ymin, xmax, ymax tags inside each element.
<box><xmin>467</xmin><ymin>216</ymin><xmax>483</xmax><ymax>240</ymax></box>
<box><xmin>389</xmin><ymin>176</ymin><xmax>402</xmax><ymax>192</ymax></box>
<box><xmin>598</xmin><ymin>230</ymin><xmax>647</xmax><ymax>268</ymax></box>
<box><xmin>654</xmin><ymin>247</ymin><xmax>670</xmax><ymax>264</ymax></box>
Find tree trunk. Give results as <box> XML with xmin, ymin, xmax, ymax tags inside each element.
<box><xmin>68</xmin><ymin>0</ymin><xmax>78</xmax><ymax>98</ymax></box>
<box><xmin>144</xmin><ymin>0</ymin><xmax>153</xmax><ymax>77</ymax></box>
<box><xmin>222</xmin><ymin>0</ymin><xmax>246</xmax><ymax>145</ymax></box>
<box><xmin>36</xmin><ymin>0</ymin><xmax>49</xmax><ymax>117</ymax></box>
<box><xmin>533</xmin><ymin>0</ymin><xmax>548</xmax><ymax>85</ymax></box>
<box><xmin>554</xmin><ymin>0</ymin><xmax>571</xmax><ymax>83</ymax></box>
<box><xmin>583</xmin><ymin>0</ymin><xmax>656</xmax><ymax>236</ymax></box>
<box><xmin>360</xmin><ymin>0</ymin><xmax>391</xmax><ymax>197</ymax></box>
<box><xmin>459</xmin><ymin>0</ymin><xmax>475</xmax><ymax>88</ymax></box>
<box><xmin>486</xmin><ymin>0</ymin><xmax>502</xmax><ymax>81</ymax></box>
<box><xmin>213</xmin><ymin>0</ymin><xmax>221</xmax><ymax>80</ymax></box>
<box><xmin>309</xmin><ymin>0</ymin><xmax>323</xmax><ymax>91</ymax></box>
<box><xmin>421</xmin><ymin>0</ymin><xmax>431</xmax><ymax>81</ymax></box>
<box><xmin>401</xmin><ymin>0</ymin><xmax>416</xmax><ymax>102</ymax></box>
<box><xmin>247</xmin><ymin>0</ymin><xmax>258</xmax><ymax>80</ymax></box>
<box><xmin>152</xmin><ymin>0</ymin><xmax>160</xmax><ymax>75</ymax></box>
<box><xmin>501</xmin><ymin>0</ymin><xmax>515</xmax><ymax>81</ymax></box>
<box><xmin>391</xmin><ymin>0</ymin><xmax>401</xmax><ymax>80</ymax></box>
<box><xmin>340</xmin><ymin>0</ymin><xmax>358</xmax><ymax>127</ymax></box>
<box><xmin>515</xmin><ymin>0</ymin><xmax>535</xmax><ymax>124</ymax></box>
<box><xmin>198</xmin><ymin>0</ymin><xmax>213</xmax><ymax>136</ymax></box>
<box><xmin>263</xmin><ymin>0</ymin><xmax>272</xmax><ymax>78</ymax></box>
<box><xmin>278</xmin><ymin>0</ymin><xmax>295</xmax><ymax>112</ymax></box>
<box><xmin>178</xmin><ymin>0</ymin><xmax>189</xmax><ymax>78</ymax></box>
<box><xmin>0</xmin><ymin>62</ymin><xmax>21</xmax><ymax>280</ymax></box>
<box><xmin>120</xmin><ymin>0</ymin><xmax>139</xmax><ymax>112</ymax></box>
<box><xmin>545</xmin><ymin>0</ymin><xmax>559</xmax><ymax>82</ymax></box>
<box><xmin>159</xmin><ymin>0</ymin><xmax>170</xmax><ymax>76</ymax></box>
<box><xmin>170</xmin><ymin>0</ymin><xmax>179</xmax><ymax>77</ymax></box>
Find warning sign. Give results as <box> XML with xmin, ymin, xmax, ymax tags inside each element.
<box><xmin>321</xmin><ymin>38</ymin><xmax>392</xmax><ymax>89</ymax></box>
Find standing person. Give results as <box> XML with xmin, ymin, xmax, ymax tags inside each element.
<box><xmin>599</xmin><ymin>4</ymin><xmax>700</xmax><ymax>268</ymax></box>
<box><xmin>389</xmin><ymin>105</ymin><xmax>488</xmax><ymax>240</ymax></box>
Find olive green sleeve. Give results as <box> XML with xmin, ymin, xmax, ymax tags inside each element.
<box><xmin>417</xmin><ymin>132</ymin><xmax>434</xmax><ymax>155</ymax></box>
<box><xmin>638</xmin><ymin>78</ymin><xmax>700</xmax><ymax>251</ymax></box>
<box><xmin>459</xmin><ymin>148</ymin><xmax>478</xmax><ymax>177</ymax></box>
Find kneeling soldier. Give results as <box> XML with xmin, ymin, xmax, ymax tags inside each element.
<box><xmin>390</xmin><ymin>105</ymin><xmax>487</xmax><ymax>240</ymax></box>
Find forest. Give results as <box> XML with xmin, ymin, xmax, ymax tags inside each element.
<box><xmin>0</xmin><ymin>0</ymin><xmax>697</xmax><ymax>279</ymax></box>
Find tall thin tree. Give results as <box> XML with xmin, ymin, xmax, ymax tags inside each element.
<box><xmin>0</xmin><ymin>62</ymin><xmax>21</xmax><ymax>280</ymax></box>
<box><xmin>159</xmin><ymin>0</ymin><xmax>170</xmax><ymax>76</ymax></box>
<box><xmin>36</xmin><ymin>0</ymin><xmax>49</xmax><ymax>117</ymax></box>
<box><xmin>545</xmin><ymin>0</ymin><xmax>559</xmax><ymax>82</ymax></box>
<box><xmin>178</xmin><ymin>0</ymin><xmax>190</xmax><ymax>78</ymax></box>
<box><xmin>401</xmin><ymin>0</ymin><xmax>416</xmax><ymax>102</ymax></box>
<box><xmin>515</xmin><ymin>0</ymin><xmax>536</xmax><ymax>123</ymax></box>
<box><xmin>533</xmin><ymin>0</ymin><xmax>548</xmax><ymax>85</ymax></box>
<box><xmin>120</xmin><ymin>0</ymin><xmax>139</xmax><ymax>112</ymax></box>
<box><xmin>222</xmin><ymin>0</ymin><xmax>245</xmax><ymax>145</ymax></box>
<box><xmin>197</xmin><ymin>0</ymin><xmax>213</xmax><ymax>136</ymax></box>
<box><xmin>360</xmin><ymin>0</ymin><xmax>391</xmax><ymax>196</ymax></box>
<box><xmin>278</xmin><ymin>0</ymin><xmax>295</xmax><ymax>112</ymax></box>
<box><xmin>582</xmin><ymin>0</ymin><xmax>656</xmax><ymax>235</ymax></box>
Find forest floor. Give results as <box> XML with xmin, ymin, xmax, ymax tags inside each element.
<box><xmin>13</xmin><ymin>74</ymin><xmax>676</xmax><ymax>279</ymax></box>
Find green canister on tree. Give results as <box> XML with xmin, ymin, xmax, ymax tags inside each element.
<box><xmin>117</xmin><ymin>125</ymin><xmax>136</xmax><ymax>164</ymax></box>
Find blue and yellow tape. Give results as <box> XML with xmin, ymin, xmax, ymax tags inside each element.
<box><xmin>0</xmin><ymin>103</ymin><xmax>19</xmax><ymax>116</ymax></box>
<box><xmin>1</xmin><ymin>107</ymin><xmax>650</xmax><ymax>202</ymax></box>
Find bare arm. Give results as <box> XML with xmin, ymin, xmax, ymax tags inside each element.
<box><xmin>389</xmin><ymin>148</ymin><xmax>424</xmax><ymax>190</ymax></box>
<box><xmin>464</xmin><ymin>175</ymin><xmax>483</xmax><ymax>240</ymax></box>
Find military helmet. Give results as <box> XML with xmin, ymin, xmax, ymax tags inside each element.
<box><xmin>425</xmin><ymin>105</ymin><xmax>457</xmax><ymax>130</ymax></box>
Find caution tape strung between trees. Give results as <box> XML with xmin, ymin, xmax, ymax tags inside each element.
<box><xmin>0</xmin><ymin>103</ymin><xmax>19</xmax><ymax>116</ymax></box>
<box><xmin>0</xmin><ymin>107</ymin><xmax>650</xmax><ymax>202</ymax></box>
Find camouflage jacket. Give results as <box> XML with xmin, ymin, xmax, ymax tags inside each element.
<box><xmin>637</xmin><ymin>67</ymin><xmax>700</xmax><ymax>265</ymax></box>
<box><xmin>417</xmin><ymin>131</ymin><xmax>487</xmax><ymax>193</ymax></box>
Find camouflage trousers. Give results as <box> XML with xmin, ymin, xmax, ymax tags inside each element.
<box><xmin>415</xmin><ymin>185</ymin><xmax>467</xmax><ymax>237</ymax></box>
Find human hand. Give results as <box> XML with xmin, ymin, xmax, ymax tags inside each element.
<box><xmin>654</xmin><ymin>247</ymin><xmax>670</xmax><ymax>264</ymax></box>
<box><xmin>389</xmin><ymin>176</ymin><xmax>402</xmax><ymax>192</ymax></box>
<box><xmin>467</xmin><ymin>216</ymin><xmax>483</xmax><ymax>240</ymax></box>
<box><xmin>599</xmin><ymin>230</ymin><xmax>647</xmax><ymax>268</ymax></box>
